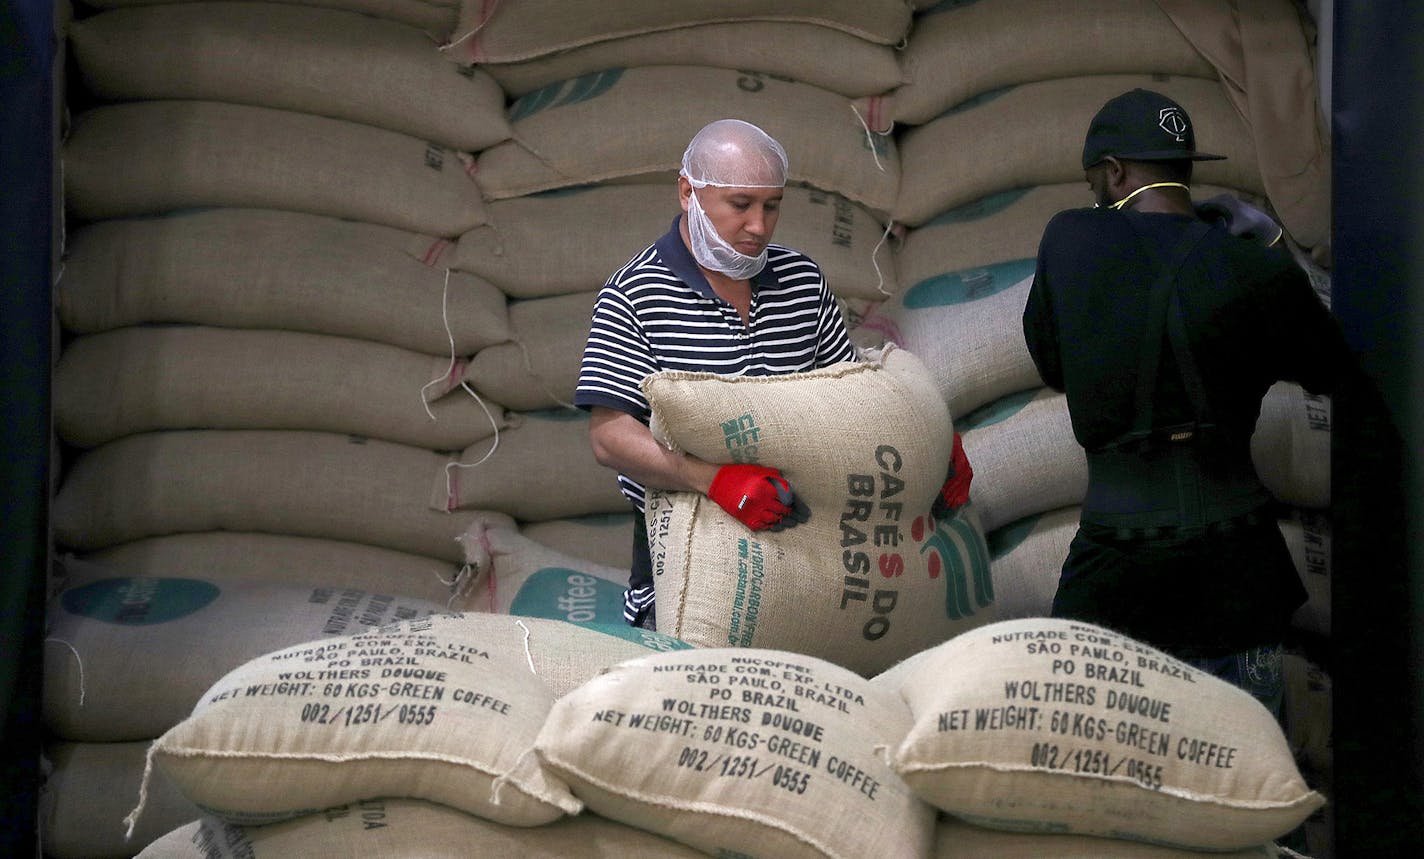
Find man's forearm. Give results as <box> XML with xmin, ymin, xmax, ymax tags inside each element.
<box><xmin>588</xmin><ymin>407</ymin><xmax>718</xmax><ymax>496</ymax></box>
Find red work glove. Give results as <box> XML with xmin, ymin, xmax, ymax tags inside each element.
<box><xmin>707</xmin><ymin>464</ymin><xmax>808</xmax><ymax>531</ymax></box>
<box><xmin>931</xmin><ymin>432</ymin><xmax>973</xmax><ymax>519</ymax></box>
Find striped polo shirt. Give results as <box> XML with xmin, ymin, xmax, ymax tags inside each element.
<box><xmin>574</xmin><ymin>215</ymin><xmax>857</xmax><ymax>512</ymax></box>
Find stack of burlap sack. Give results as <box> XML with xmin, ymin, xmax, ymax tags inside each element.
<box><xmin>47</xmin><ymin>0</ymin><xmax>1336</xmax><ymax>855</ymax></box>
<box><xmin>116</xmin><ymin>616</ymin><xmax>1319</xmax><ymax>858</ymax></box>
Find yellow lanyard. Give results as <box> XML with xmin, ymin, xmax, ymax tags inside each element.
<box><xmin>1109</xmin><ymin>182</ymin><xmax>1191</xmax><ymax>210</ymax></box>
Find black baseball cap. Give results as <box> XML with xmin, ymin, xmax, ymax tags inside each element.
<box><xmin>1081</xmin><ymin>88</ymin><xmax>1225</xmax><ymax>170</ymax></box>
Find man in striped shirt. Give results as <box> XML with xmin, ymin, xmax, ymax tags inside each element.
<box><xmin>573</xmin><ymin>119</ymin><xmax>857</xmax><ymax>629</ymax></box>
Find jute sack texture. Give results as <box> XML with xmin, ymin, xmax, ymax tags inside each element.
<box><xmin>475</xmin><ymin>66</ymin><xmax>899</xmax><ymax>214</ymax></box>
<box><xmin>933</xmin><ymin>818</ymin><xmax>1285</xmax><ymax>859</ymax></box>
<box><xmin>137</xmin><ymin>800</ymin><xmax>710</xmax><ymax>858</ymax></box>
<box><xmin>132</xmin><ymin>614</ymin><xmax>582</xmax><ymax>830</ymax></box>
<box><xmin>445</xmin><ymin>0</ymin><xmax>913</xmax><ymax>64</ymax></box>
<box><xmin>955</xmin><ymin>383</ymin><xmax>1331</xmax><ymax>534</ymax></box>
<box><xmin>56</xmin><ymin>209</ymin><xmax>511</xmax><ymax>355</ymax></box>
<box><xmin>955</xmin><ymin>505</ymin><xmax>1313</xmax><ymax>629</ymax></box>
<box><xmin>464</xmin><ymin>290</ymin><xmax>596</xmax><ymax>411</ymax></box>
<box><xmin>1281</xmin><ymin>652</ymin><xmax>1332</xmax><ymax>781</ymax></box>
<box><xmin>50</xmin><ymin>429</ymin><xmax>512</xmax><ymax>563</ymax></box>
<box><xmin>41</xmin><ymin>740</ymin><xmax>200</xmax><ymax>859</ymax></box>
<box><xmin>1156</xmin><ymin>0</ymin><xmax>1332</xmax><ymax>250</ymax></box>
<box><xmin>520</xmin><ymin>512</ymin><xmax>636</xmax><ymax>571</ymax></box>
<box><xmin>535</xmin><ymin>647</ymin><xmax>935</xmax><ymax>859</ymax></box>
<box><xmin>68</xmin><ymin>4</ymin><xmax>510</xmax><ymax>152</ymax></box>
<box><xmin>891</xmin><ymin>618</ymin><xmax>1324</xmax><ymax>851</ymax></box>
<box><xmin>891</xmin><ymin>183</ymin><xmax>1247</xmax><ymax>293</ymax></box>
<box><xmin>80</xmin><ymin>532</ymin><xmax>466</xmax><ymax>608</ymax></box>
<box><xmin>437</xmin><ymin>409</ymin><xmax>629</xmax><ymax>521</ymax></box>
<box><xmin>44</xmin><ymin>569</ymin><xmax>446</xmax><ymax>741</ymax></box>
<box><xmin>481</xmin><ymin>21</ymin><xmax>904</xmax><ymax>100</ymax></box>
<box><xmin>455</xmin><ymin>519</ymin><xmax>638</xmax><ymax>627</ymax></box>
<box><xmin>64</xmin><ymin>100</ymin><xmax>488</xmax><ymax>237</ymax></box>
<box><xmin>410</xmin><ymin>613</ymin><xmax>695</xmax><ymax>700</ymax></box>
<box><xmin>893</xmin><ymin>75</ymin><xmax>1261</xmax><ymax>226</ymax></box>
<box><xmin>644</xmin><ymin>345</ymin><xmax>996</xmax><ymax>676</ymax></box>
<box><xmin>959</xmin><ymin>387</ymin><xmax>1087</xmax><ymax>533</ymax></box>
<box><xmin>857</xmin><ymin>273</ymin><xmax>1040</xmax><ymax>420</ymax></box>
<box><xmin>881</xmin><ymin>0</ymin><xmax>1215</xmax><ymax>126</ymax></box>
<box><xmin>1279</xmin><ymin>508</ymin><xmax>1331</xmax><ymax>637</ymax></box>
<box><xmin>53</xmin><ymin>326</ymin><xmax>506</xmax><ymax>451</ymax></box>
<box><xmin>453</xmin><ymin>184</ymin><xmax>897</xmax><ymax>301</ymax></box>
<box><xmin>986</xmin><ymin>506</ymin><xmax>1081</xmax><ymax>621</ymax></box>
<box><xmin>77</xmin><ymin>0</ymin><xmax>457</xmax><ymax>36</ymax></box>
<box><xmin>1252</xmin><ymin>381</ymin><xmax>1331</xmax><ymax>509</ymax></box>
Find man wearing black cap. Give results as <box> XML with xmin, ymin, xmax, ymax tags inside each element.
<box><xmin>1022</xmin><ymin>88</ymin><xmax>1352</xmax><ymax>713</ymax></box>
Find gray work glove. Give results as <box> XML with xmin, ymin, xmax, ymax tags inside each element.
<box><xmin>1196</xmin><ymin>194</ymin><xmax>1285</xmax><ymax>248</ymax></box>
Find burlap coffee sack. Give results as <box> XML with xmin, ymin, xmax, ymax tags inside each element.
<box><xmin>1252</xmin><ymin>382</ymin><xmax>1331</xmax><ymax>509</ymax></box>
<box><xmin>464</xmin><ymin>291</ymin><xmax>596</xmax><ymax>411</ymax></box>
<box><xmin>1279</xmin><ymin>508</ymin><xmax>1330</xmax><ymax>638</ymax></box>
<box><xmin>891</xmin><ymin>618</ymin><xmax>1324</xmax><ymax>851</ymax></box>
<box><xmin>452</xmin><ymin>183</ymin><xmax>897</xmax><ymax>301</ymax></box>
<box><xmin>57</xmin><ymin>209</ymin><xmax>509</xmax><ymax>355</ymax></box>
<box><xmin>474</xmin><ymin>66</ymin><xmax>899</xmax><ymax>214</ymax></box>
<box><xmin>138</xmin><ymin>801</ymin><xmax>709</xmax><ymax>858</ymax></box>
<box><xmin>894</xmin><ymin>75</ymin><xmax>1261</xmax><ymax>226</ymax></box>
<box><xmin>445</xmin><ymin>0</ymin><xmax>912</xmax><ymax>63</ymax></box>
<box><xmin>957</xmin><ymin>381</ymin><xmax>1327</xmax><ymax>533</ymax></box>
<box><xmin>520</xmin><ymin>513</ymin><xmax>636</xmax><ymax>571</ymax></box>
<box><xmin>54</xmin><ymin>326</ymin><xmax>506</xmax><ymax>451</ymax></box>
<box><xmin>987</xmin><ymin>507</ymin><xmax>1080</xmax><ymax>621</ymax></box>
<box><xmin>933</xmin><ymin>818</ymin><xmax>1285</xmax><ymax>858</ymax></box>
<box><xmin>44</xmin><ymin>570</ymin><xmax>446</xmax><ymax>741</ymax></box>
<box><xmin>535</xmin><ymin>647</ymin><xmax>934</xmax><ymax>859</ymax></box>
<box><xmin>69</xmin><ymin>4</ymin><xmax>509</xmax><ymax>151</ymax></box>
<box><xmin>959</xmin><ymin>388</ymin><xmax>1088</xmax><ymax>532</ymax></box>
<box><xmin>64</xmin><ymin>101</ymin><xmax>488</xmax><ymax>237</ymax></box>
<box><xmin>482</xmin><ymin>21</ymin><xmax>903</xmax><ymax>99</ymax></box>
<box><xmin>643</xmin><ymin>345</ymin><xmax>996</xmax><ymax>676</ymax></box>
<box><xmin>891</xmin><ymin>183</ymin><xmax>1248</xmax><ymax>292</ymax></box>
<box><xmin>51</xmin><ymin>429</ymin><xmax>513</xmax><ymax>563</ymax></box>
<box><xmin>456</xmin><ymin>519</ymin><xmax>635</xmax><ymax>627</ymax></box>
<box><xmin>436</xmin><ymin>409</ymin><xmax>628</xmax><ymax>521</ymax></box>
<box><xmin>1156</xmin><ymin>0</ymin><xmax>1331</xmax><ymax>250</ymax></box>
<box><xmin>80</xmin><ymin>0</ymin><xmax>457</xmax><ymax>36</ymax></box>
<box><xmin>883</xmin><ymin>0</ymin><xmax>1214</xmax><ymax>126</ymax></box>
<box><xmin>41</xmin><ymin>740</ymin><xmax>199</xmax><ymax>859</ymax></box>
<box><xmin>130</xmin><ymin>614</ymin><xmax>582</xmax><ymax>831</ymax></box>
<box><xmin>857</xmin><ymin>272</ymin><xmax>1040</xmax><ymax>420</ymax></box>
<box><xmin>1281</xmin><ymin>652</ymin><xmax>1331</xmax><ymax>781</ymax></box>
<box><xmin>427</xmin><ymin>613</ymin><xmax>695</xmax><ymax>700</ymax></box>
<box><xmin>81</xmin><ymin>533</ymin><xmax>465</xmax><ymax>608</ymax></box>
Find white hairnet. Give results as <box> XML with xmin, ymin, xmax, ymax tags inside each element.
<box><xmin>680</xmin><ymin>119</ymin><xmax>788</xmax><ymax>188</ymax></box>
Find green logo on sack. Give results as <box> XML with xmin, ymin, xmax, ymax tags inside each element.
<box><xmin>988</xmin><ymin>511</ymin><xmax>1047</xmax><ymax>560</ymax></box>
<box><xmin>60</xmin><ymin>577</ymin><xmax>220</xmax><ymax>625</ymax></box>
<box><xmin>510</xmin><ymin>568</ymin><xmax>626</xmax><ymax>625</ymax></box>
<box><xmin>910</xmin><ymin>513</ymin><xmax>994</xmax><ymax>621</ymax></box>
<box><xmin>924</xmin><ymin>188</ymin><xmax>1033</xmax><ymax>226</ymax></box>
<box><xmin>575</xmin><ymin>621</ymin><xmax>693</xmax><ymax>653</ymax></box>
<box><xmin>509</xmin><ymin>69</ymin><xmax>625</xmax><ymax>122</ymax></box>
<box><xmin>958</xmin><ymin>387</ymin><xmax>1040</xmax><ymax>432</ymax></box>
<box><xmin>903</xmin><ymin>258</ymin><xmax>1035</xmax><ymax>308</ymax></box>
<box><xmin>721</xmin><ymin>413</ymin><xmax>762</xmax><ymax>464</ymax></box>
<box><xmin>934</xmin><ymin>84</ymin><xmax>1014</xmax><ymax>120</ymax></box>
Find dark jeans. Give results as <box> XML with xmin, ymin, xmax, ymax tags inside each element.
<box><xmin>1184</xmin><ymin>644</ymin><xmax>1285</xmax><ymax>720</ymax></box>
